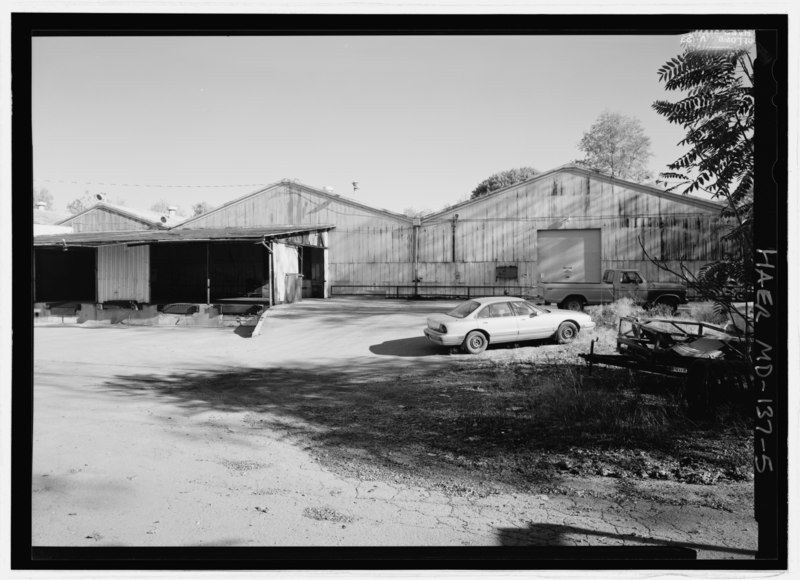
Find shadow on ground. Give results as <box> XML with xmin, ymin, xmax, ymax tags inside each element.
<box><xmin>98</xmin><ymin>356</ymin><xmax>751</xmax><ymax>493</ymax></box>
<box><xmin>496</xmin><ymin>523</ymin><xmax>756</xmax><ymax>557</ymax></box>
<box><xmin>369</xmin><ymin>337</ymin><xmax>444</xmax><ymax>357</ymax></box>
<box><xmin>368</xmin><ymin>337</ymin><xmax>557</xmax><ymax>357</ymax></box>
<box><xmin>233</xmin><ymin>325</ymin><xmax>256</xmax><ymax>338</ymax></box>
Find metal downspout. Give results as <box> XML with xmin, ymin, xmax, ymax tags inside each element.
<box><xmin>451</xmin><ymin>213</ymin><xmax>459</xmax><ymax>262</ymax></box>
<box><xmin>412</xmin><ymin>218</ymin><xmax>421</xmax><ymax>298</ymax></box>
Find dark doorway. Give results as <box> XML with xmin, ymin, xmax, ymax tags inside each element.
<box><xmin>150</xmin><ymin>242</ymin><xmax>269</xmax><ymax>304</ymax></box>
<box><xmin>301</xmin><ymin>246</ymin><xmax>325</xmax><ymax>298</ymax></box>
<box><xmin>34</xmin><ymin>247</ymin><xmax>96</xmax><ymax>302</ymax></box>
<box><xmin>208</xmin><ymin>242</ymin><xmax>269</xmax><ymax>301</ymax></box>
<box><xmin>150</xmin><ymin>243</ymin><xmax>207</xmax><ymax>303</ymax></box>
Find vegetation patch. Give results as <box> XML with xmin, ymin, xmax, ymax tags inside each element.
<box><xmin>288</xmin><ymin>356</ymin><xmax>752</xmax><ymax>494</ymax></box>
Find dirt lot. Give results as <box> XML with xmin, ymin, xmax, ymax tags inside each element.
<box><xmin>31</xmin><ymin>298</ymin><xmax>756</xmax><ymax>558</ymax></box>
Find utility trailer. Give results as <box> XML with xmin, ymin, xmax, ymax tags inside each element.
<box><xmin>579</xmin><ymin>317</ymin><xmax>752</xmax><ymax>414</ymax></box>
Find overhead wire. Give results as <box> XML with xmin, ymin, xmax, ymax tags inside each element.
<box><xmin>34</xmin><ymin>178</ymin><xmax>270</xmax><ymax>188</ymax></box>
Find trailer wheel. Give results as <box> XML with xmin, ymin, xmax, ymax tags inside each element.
<box><xmin>685</xmin><ymin>361</ymin><xmax>715</xmax><ymax>417</ymax></box>
<box><xmin>560</xmin><ymin>296</ymin><xmax>584</xmax><ymax>311</ymax></box>
<box><xmin>555</xmin><ymin>321</ymin><xmax>579</xmax><ymax>344</ymax></box>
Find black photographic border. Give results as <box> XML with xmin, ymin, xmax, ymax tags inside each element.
<box><xmin>10</xmin><ymin>11</ymin><xmax>789</xmax><ymax>571</ymax></box>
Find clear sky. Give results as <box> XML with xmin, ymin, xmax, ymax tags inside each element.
<box><xmin>32</xmin><ymin>34</ymin><xmax>695</xmax><ymax>216</ymax></box>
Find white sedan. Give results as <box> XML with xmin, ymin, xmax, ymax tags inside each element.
<box><xmin>423</xmin><ymin>296</ymin><xmax>596</xmax><ymax>354</ymax></box>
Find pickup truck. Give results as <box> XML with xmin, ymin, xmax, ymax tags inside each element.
<box><xmin>539</xmin><ymin>269</ymin><xmax>687</xmax><ymax>311</ymax></box>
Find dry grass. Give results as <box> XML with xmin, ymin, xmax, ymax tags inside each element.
<box><xmin>531</xmin><ymin>365</ymin><xmax>682</xmax><ymax>444</ymax></box>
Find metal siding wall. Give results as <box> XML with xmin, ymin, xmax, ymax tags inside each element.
<box><xmin>416</xmin><ymin>171</ymin><xmax>727</xmax><ymax>288</ymax></box>
<box><xmin>171</xmin><ymin>172</ymin><xmax>727</xmax><ymax>290</ymax></box>
<box><xmin>97</xmin><ymin>245</ymin><xmax>150</xmax><ymax>302</ymax></box>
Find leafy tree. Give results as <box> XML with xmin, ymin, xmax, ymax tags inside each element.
<box><xmin>192</xmin><ymin>201</ymin><xmax>214</xmax><ymax>217</ymax></box>
<box><xmin>150</xmin><ymin>200</ymin><xmax>185</xmax><ymax>217</ymax></box>
<box><xmin>577</xmin><ymin>112</ymin><xmax>653</xmax><ymax>182</ymax></box>
<box><xmin>648</xmin><ymin>45</ymin><xmax>754</xmax><ymax>333</ymax></box>
<box><xmin>66</xmin><ymin>192</ymin><xmax>94</xmax><ymax>214</ymax></box>
<box><xmin>33</xmin><ymin>187</ymin><xmax>54</xmax><ymax>210</ymax></box>
<box><xmin>402</xmin><ymin>207</ymin><xmax>430</xmax><ymax>218</ymax></box>
<box><xmin>66</xmin><ymin>191</ymin><xmax>125</xmax><ymax>214</ymax></box>
<box><xmin>471</xmin><ymin>167</ymin><xmax>539</xmax><ymax>199</ymax></box>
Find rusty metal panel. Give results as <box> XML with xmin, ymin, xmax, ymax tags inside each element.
<box><xmin>97</xmin><ymin>244</ymin><xmax>150</xmax><ymax>302</ymax></box>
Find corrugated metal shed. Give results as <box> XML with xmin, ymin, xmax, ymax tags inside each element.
<box><xmin>413</xmin><ymin>165</ymin><xmax>729</xmax><ymax>291</ymax></box>
<box><xmin>176</xmin><ymin>180</ymin><xmax>414</xmax><ymax>289</ymax></box>
<box><xmin>33</xmin><ymin>165</ymin><xmax>733</xmax><ymax>303</ymax></box>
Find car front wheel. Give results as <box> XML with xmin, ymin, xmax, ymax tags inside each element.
<box><xmin>555</xmin><ymin>321</ymin><xmax>578</xmax><ymax>344</ymax></box>
<box><xmin>462</xmin><ymin>330</ymin><xmax>488</xmax><ymax>354</ymax></box>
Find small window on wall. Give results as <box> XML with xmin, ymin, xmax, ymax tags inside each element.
<box><xmin>495</xmin><ymin>266</ymin><xmax>518</xmax><ymax>280</ymax></box>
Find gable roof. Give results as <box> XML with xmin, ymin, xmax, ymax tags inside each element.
<box><xmin>422</xmin><ymin>164</ymin><xmax>727</xmax><ymax>221</ymax></box>
<box><xmin>56</xmin><ymin>201</ymin><xmax>182</xmax><ymax>228</ymax></box>
<box><xmin>177</xmin><ymin>179</ymin><xmax>412</xmax><ymax>228</ymax></box>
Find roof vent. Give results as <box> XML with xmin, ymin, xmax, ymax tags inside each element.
<box><xmin>323</xmin><ymin>186</ymin><xmax>335</xmax><ymax>193</ymax></box>
<box><xmin>34</xmin><ymin>201</ymin><xmax>47</xmax><ymax>210</ymax></box>
<box><xmin>96</xmin><ymin>193</ymin><xmax>106</xmax><ymax>201</ymax></box>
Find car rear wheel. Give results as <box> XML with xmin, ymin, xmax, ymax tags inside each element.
<box><xmin>555</xmin><ymin>321</ymin><xmax>578</xmax><ymax>344</ymax></box>
<box><xmin>462</xmin><ymin>331</ymin><xmax>488</xmax><ymax>354</ymax></box>
<box><xmin>656</xmin><ymin>297</ymin><xmax>679</xmax><ymax>314</ymax></box>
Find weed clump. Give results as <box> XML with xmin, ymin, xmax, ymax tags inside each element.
<box><xmin>589</xmin><ymin>298</ymin><xmax>646</xmax><ymax>329</ymax></box>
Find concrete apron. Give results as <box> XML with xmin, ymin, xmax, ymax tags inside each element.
<box><xmin>33</xmin><ymin>303</ymin><xmax>263</xmax><ymax>329</ymax></box>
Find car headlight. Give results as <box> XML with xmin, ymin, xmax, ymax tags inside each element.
<box><xmin>439</xmin><ymin>324</ymin><xmax>448</xmax><ymax>333</ymax></box>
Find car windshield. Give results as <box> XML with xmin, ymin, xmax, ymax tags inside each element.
<box><xmin>447</xmin><ymin>301</ymin><xmax>481</xmax><ymax>318</ymax></box>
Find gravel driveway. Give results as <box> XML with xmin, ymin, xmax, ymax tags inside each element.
<box><xmin>31</xmin><ymin>298</ymin><xmax>757</xmax><ymax>558</ymax></box>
